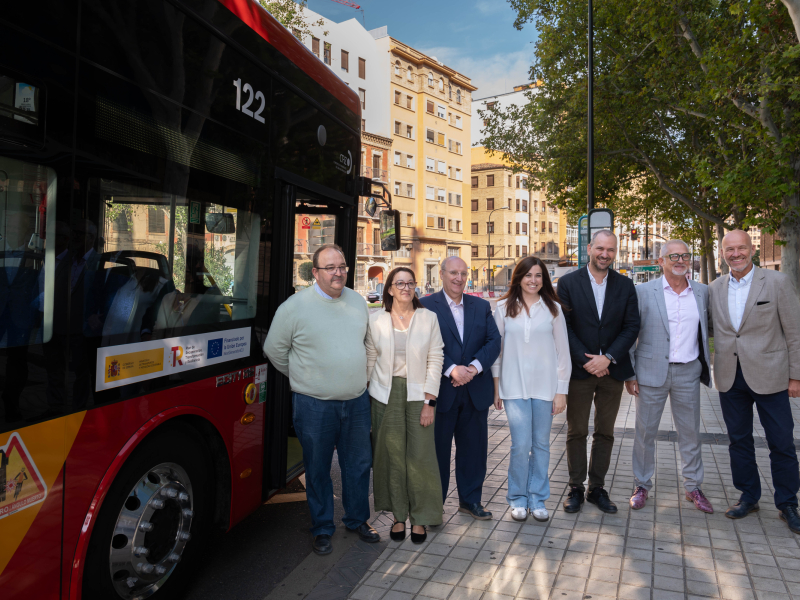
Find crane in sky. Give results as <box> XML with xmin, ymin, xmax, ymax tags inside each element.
<box><xmin>329</xmin><ymin>0</ymin><xmax>365</xmax><ymax>25</ymax></box>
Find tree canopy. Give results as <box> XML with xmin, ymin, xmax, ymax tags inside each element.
<box><xmin>481</xmin><ymin>0</ymin><xmax>800</xmax><ymax>293</ymax></box>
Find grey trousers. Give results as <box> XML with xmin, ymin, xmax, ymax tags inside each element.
<box><xmin>633</xmin><ymin>359</ymin><xmax>704</xmax><ymax>492</ymax></box>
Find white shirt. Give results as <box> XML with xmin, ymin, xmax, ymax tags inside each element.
<box><xmin>588</xmin><ymin>267</ymin><xmax>609</xmax><ymax>319</ymax></box>
<box><xmin>662</xmin><ymin>278</ymin><xmax>700</xmax><ymax>363</ymax></box>
<box><xmin>491</xmin><ymin>298</ymin><xmax>571</xmax><ymax>401</ymax></box>
<box><xmin>728</xmin><ymin>267</ymin><xmax>755</xmax><ymax>331</ymax></box>
<box><xmin>442</xmin><ymin>293</ymin><xmax>483</xmax><ymax>377</ymax></box>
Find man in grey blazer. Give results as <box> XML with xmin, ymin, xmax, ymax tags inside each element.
<box><xmin>709</xmin><ymin>230</ymin><xmax>800</xmax><ymax>533</ymax></box>
<box><xmin>626</xmin><ymin>240</ymin><xmax>714</xmax><ymax>513</ymax></box>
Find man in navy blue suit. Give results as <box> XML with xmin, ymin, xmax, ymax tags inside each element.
<box><xmin>421</xmin><ymin>257</ymin><xmax>501</xmax><ymax>520</ymax></box>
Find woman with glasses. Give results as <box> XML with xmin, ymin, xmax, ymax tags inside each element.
<box><xmin>366</xmin><ymin>267</ymin><xmax>444</xmax><ymax>543</ymax></box>
<box><xmin>492</xmin><ymin>256</ymin><xmax>571</xmax><ymax>522</ymax></box>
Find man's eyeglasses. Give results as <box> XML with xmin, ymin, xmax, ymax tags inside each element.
<box><xmin>393</xmin><ymin>281</ymin><xmax>417</xmax><ymax>290</ymax></box>
<box><xmin>666</xmin><ymin>253</ymin><xmax>692</xmax><ymax>262</ymax></box>
<box><xmin>317</xmin><ymin>266</ymin><xmax>349</xmax><ymax>274</ymax></box>
<box><xmin>445</xmin><ymin>270</ymin><xmax>469</xmax><ymax>278</ymax></box>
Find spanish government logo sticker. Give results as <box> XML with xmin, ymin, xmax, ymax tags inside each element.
<box><xmin>0</xmin><ymin>433</ymin><xmax>47</xmax><ymax>519</ymax></box>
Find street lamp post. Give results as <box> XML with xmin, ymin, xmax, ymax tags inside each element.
<box><xmin>587</xmin><ymin>0</ymin><xmax>594</xmax><ymax>215</ymax></box>
<box><xmin>487</xmin><ymin>206</ymin><xmax>510</xmax><ymax>292</ymax></box>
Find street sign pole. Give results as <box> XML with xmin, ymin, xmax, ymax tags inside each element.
<box><xmin>587</xmin><ymin>0</ymin><xmax>594</xmax><ymax>215</ymax></box>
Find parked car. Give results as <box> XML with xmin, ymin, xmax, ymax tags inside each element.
<box><xmin>366</xmin><ymin>290</ymin><xmax>381</xmax><ymax>303</ymax></box>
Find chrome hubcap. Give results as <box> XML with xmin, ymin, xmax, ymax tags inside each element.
<box><xmin>109</xmin><ymin>462</ymin><xmax>193</xmax><ymax>599</ymax></box>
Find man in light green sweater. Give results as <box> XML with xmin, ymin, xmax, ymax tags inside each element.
<box><xmin>264</xmin><ymin>244</ymin><xmax>379</xmax><ymax>555</ymax></box>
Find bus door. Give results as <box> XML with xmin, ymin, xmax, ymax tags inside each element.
<box><xmin>263</xmin><ymin>182</ymin><xmax>350</xmax><ymax>494</ymax></box>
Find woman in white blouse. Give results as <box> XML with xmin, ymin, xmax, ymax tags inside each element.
<box><xmin>492</xmin><ymin>256</ymin><xmax>571</xmax><ymax>522</ymax></box>
<box><xmin>366</xmin><ymin>267</ymin><xmax>444</xmax><ymax>544</ymax></box>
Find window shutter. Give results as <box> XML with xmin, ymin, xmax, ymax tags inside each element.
<box><xmin>437</xmin><ymin>132</ymin><xmax>445</xmax><ymax>146</ymax></box>
<box><xmin>358</xmin><ymin>58</ymin><xmax>366</xmax><ymax>79</ymax></box>
<box><xmin>341</xmin><ymin>50</ymin><xmax>349</xmax><ymax>71</ymax></box>
<box><xmin>427</xmin><ymin>100</ymin><xmax>434</xmax><ymax>113</ymax></box>
<box><xmin>312</xmin><ymin>38</ymin><xmax>320</xmax><ymax>56</ymax></box>
<box><xmin>427</xmin><ymin>215</ymin><xmax>435</xmax><ymax>228</ymax></box>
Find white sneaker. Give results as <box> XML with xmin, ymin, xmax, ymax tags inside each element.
<box><xmin>531</xmin><ymin>507</ymin><xmax>549</xmax><ymax>522</ymax></box>
<box><xmin>510</xmin><ymin>507</ymin><xmax>528</xmax><ymax>521</ymax></box>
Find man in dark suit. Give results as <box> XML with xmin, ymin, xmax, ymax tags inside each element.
<box><xmin>420</xmin><ymin>257</ymin><xmax>501</xmax><ymax>520</ymax></box>
<box><xmin>558</xmin><ymin>230</ymin><xmax>640</xmax><ymax>514</ymax></box>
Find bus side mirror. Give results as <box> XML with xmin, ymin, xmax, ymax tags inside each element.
<box><xmin>379</xmin><ymin>210</ymin><xmax>401</xmax><ymax>252</ymax></box>
<box><xmin>205</xmin><ymin>213</ymin><xmax>235</xmax><ymax>234</ymax></box>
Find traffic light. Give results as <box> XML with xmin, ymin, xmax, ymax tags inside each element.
<box><xmin>630</xmin><ymin>228</ymin><xmax>638</xmax><ymax>240</ymax></box>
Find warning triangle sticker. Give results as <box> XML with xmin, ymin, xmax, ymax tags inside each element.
<box><xmin>0</xmin><ymin>433</ymin><xmax>48</xmax><ymax>519</ymax></box>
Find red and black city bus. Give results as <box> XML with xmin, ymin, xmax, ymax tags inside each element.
<box><xmin>0</xmin><ymin>0</ymin><xmax>391</xmax><ymax>597</ymax></box>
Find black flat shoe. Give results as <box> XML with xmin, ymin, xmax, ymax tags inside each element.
<box><xmin>312</xmin><ymin>534</ymin><xmax>332</xmax><ymax>555</ymax></box>
<box><xmin>346</xmin><ymin>522</ymin><xmax>380</xmax><ymax>543</ymax></box>
<box><xmin>563</xmin><ymin>486</ymin><xmax>584</xmax><ymax>513</ymax></box>
<box><xmin>725</xmin><ymin>500</ymin><xmax>759</xmax><ymax>519</ymax></box>
<box><xmin>458</xmin><ymin>502</ymin><xmax>492</xmax><ymax>520</ymax></box>
<box><xmin>390</xmin><ymin>521</ymin><xmax>406</xmax><ymax>541</ymax></box>
<box><xmin>410</xmin><ymin>526</ymin><xmax>427</xmax><ymax>544</ymax></box>
<box><xmin>587</xmin><ymin>487</ymin><xmax>617</xmax><ymax>513</ymax></box>
<box><xmin>779</xmin><ymin>507</ymin><xmax>800</xmax><ymax>534</ymax></box>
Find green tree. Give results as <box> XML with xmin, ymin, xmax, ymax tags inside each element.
<box><xmin>298</xmin><ymin>261</ymin><xmax>314</xmax><ymax>283</ymax></box>
<box><xmin>258</xmin><ymin>0</ymin><xmax>327</xmax><ymax>39</ymax></box>
<box><xmin>482</xmin><ymin>0</ymin><xmax>800</xmax><ymax>295</ymax></box>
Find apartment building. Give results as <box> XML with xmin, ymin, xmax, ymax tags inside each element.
<box><xmin>471</xmin><ymin>83</ymin><xmax>537</xmax><ymax>148</ymax></box>
<box><xmin>469</xmin><ymin>147</ymin><xmax>564</xmax><ymax>289</ymax></box>
<box><xmin>389</xmin><ymin>39</ymin><xmax>476</xmax><ymax>289</ymax></box>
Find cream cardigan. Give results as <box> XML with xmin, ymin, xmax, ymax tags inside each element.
<box><xmin>365</xmin><ymin>308</ymin><xmax>444</xmax><ymax>403</ymax></box>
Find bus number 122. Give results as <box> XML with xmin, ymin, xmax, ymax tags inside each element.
<box><xmin>233</xmin><ymin>78</ymin><xmax>266</xmax><ymax>123</ymax></box>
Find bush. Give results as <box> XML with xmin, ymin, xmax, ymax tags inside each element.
<box><xmin>298</xmin><ymin>261</ymin><xmax>314</xmax><ymax>283</ymax></box>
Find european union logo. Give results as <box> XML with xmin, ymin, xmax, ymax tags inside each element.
<box><xmin>208</xmin><ymin>338</ymin><xmax>223</xmax><ymax>359</ymax></box>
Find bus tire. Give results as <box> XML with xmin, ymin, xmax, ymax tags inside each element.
<box><xmin>82</xmin><ymin>422</ymin><xmax>213</xmax><ymax>600</ymax></box>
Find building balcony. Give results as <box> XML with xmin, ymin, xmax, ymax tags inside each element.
<box><xmin>360</xmin><ymin>165</ymin><xmax>389</xmax><ymax>183</ymax></box>
<box><xmin>356</xmin><ymin>242</ymin><xmax>390</xmax><ymax>258</ymax></box>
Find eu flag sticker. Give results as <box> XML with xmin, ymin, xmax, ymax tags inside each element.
<box><xmin>207</xmin><ymin>338</ymin><xmax>223</xmax><ymax>359</ymax></box>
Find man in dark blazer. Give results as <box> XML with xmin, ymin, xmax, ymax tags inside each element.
<box><xmin>420</xmin><ymin>257</ymin><xmax>501</xmax><ymax>520</ymax></box>
<box><xmin>558</xmin><ymin>230</ymin><xmax>640</xmax><ymax>514</ymax></box>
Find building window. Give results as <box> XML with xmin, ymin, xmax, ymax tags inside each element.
<box><xmin>406</xmin><ymin>125</ymin><xmax>412</xmax><ymax>138</ymax></box>
<box><xmin>548</xmin><ymin>222</ymin><xmax>553</xmax><ymax>233</ymax></box>
<box><xmin>426</xmin><ymin>157</ymin><xmax>435</xmax><ymax>171</ymax></box>
<box><xmin>437</xmin><ymin>160</ymin><xmax>446</xmax><ymax>174</ymax></box>
<box><xmin>455</xmin><ymin>168</ymin><xmax>462</xmax><ymax>181</ymax></box>
<box><xmin>407</xmin><ymin>66</ymin><xmax>413</xmax><ymax>81</ymax></box>
<box><xmin>361</xmin><ymin>119</ymin><xmax>365</xmax><ymax>131</ymax></box>
<box><xmin>395</xmin><ymin>151</ymin><xmax>401</xmax><ymax>165</ymax></box>
<box><xmin>341</xmin><ymin>50</ymin><xmax>349</xmax><ymax>72</ymax></box>
<box><xmin>323</xmin><ymin>42</ymin><xmax>331</xmax><ymax>65</ymax></box>
<box><xmin>426</xmin><ymin>129</ymin><xmax>435</xmax><ymax>143</ymax></box>
<box><xmin>447</xmin><ymin>247</ymin><xmax>460</xmax><ymax>257</ymax></box>
<box><xmin>148</xmin><ymin>207</ymin><xmax>165</xmax><ymax>233</ymax></box>
<box><xmin>438</xmin><ymin>217</ymin><xmax>445</xmax><ymax>229</ymax></box>
<box><xmin>358</xmin><ymin>57</ymin><xmax>366</xmax><ymax>79</ymax></box>
<box><xmin>487</xmin><ymin>174</ymin><xmax>495</xmax><ymax>186</ymax></box>
<box><xmin>394</xmin><ymin>121</ymin><xmax>401</xmax><ymax>135</ymax></box>
<box><xmin>541</xmin><ymin>220</ymin><xmax>546</xmax><ymax>232</ymax></box>
<box><xmin>359</xmin><ymin>88</ymin><xmax>366</xmax><ymax>109</ymax></box>
<box><xmin>471</xmin><ymin>222</ymin><xmax>479</xmax><ymax>234</ymax></box>
<box><xmin>394</xmin><ymin>90</ymin><xmax>401</xmax><ymax>104</ymax></box>
<box><xmin>455</xmin><ymin>115</ymin><xmax>462</xmax><ymax>128</ymax></box>
<box><xmin>437</xmin><ymin>105</ymin><xmax>446</xmax><ymax>118</ymax></box>
<box><xmin>516</xmin><ymin>198</ymin><xmax>520</xmax><ymax>211</ymax></box>
<box><xmin>487</xmin><ymin>101</ymin><xmax>497</xmax><ymax>110</ymax></box>
<box><xmin>522</xmin><ymin>245</ymin><xmax>528</xmax><ymax>256</ymax></box>
<box><xmin>471</xmin><ymin>199</ymin><xmax>478</xmax><ymax>211</ymax></box>
<box><xmin>406</xmin><ymin>183</ymin><xmax>413</xmax><ymax>197</ymax></box>
<box><xmin>508</xmin><ymin>198</ymin><xmax>512</xmax><ymax>209</ymax></box>
<box><xmin>292</xmin><ymin>28</ymin><xmax>302</xmax><ymax>40</ymax></box>
<box><xmin>522</xmin><ymin>200</ymin><xmax>528</xmax><ymax>211</ymax></box>
<box><xmin>542</xmin><ymin>201</ymin><xmax>547</xmax><ymax>212</ymax></box>
<box><xmin>533</xmin><ymin>200</ymin><xmax>538</xmax><ymax>211</ymax></box>
<box><xmin>426</xmin><ymin>185</ymin><xmax>434</xmax><ymax>199</ymax></box>
<box><xmin>449</xmin><ymin>193</ymin><xmax>462</xmax><ymax>206</ymax></box>
<box><xmin>516</xmin><ymin>245</ymin><xmax>520</xmax><ymax>258</ymax></box>
<box><xmin>427</xmin><ymin>215</ymin><xmax>435</xmax><ymax>228</ymax></box>
<box><xmin>553</xmin><ymin>223</ymin><xmax>558</xmax><ymax>233</ymax></box>
<box><xmin>516</xmin><ymin>176</ymin><xmax>520</xmax><ymax>188</ymax></box>
<box><xmin>471</xmin><ymin>176</ymin><xmax>478</xmax><ymax>188</ymax></box>
<box><xmin>508</xmin><ymin>222</ymin><xmax>512</xmax><ymax>234</ymax></box>
<box><xmin>394</xmin><ymin>60</ymin><xmax>401</xmax><ymax>76</ymax></box>
<box><xmin>522</xmin><ymin>222</ymin><xmax>528</xmax><ymax>234</ymax></box>
<box><xmin>439</xmin><ymin>78</ymin><xmax>444</xmax><ymax>92</ymax></box>
<box><xmin>487</xmin><ymin>198</ymin><xmax>494</xmax><ymax>210</ymax></box>
<box><xmin>406</xmin><ymin>154</ymin><xmax>414</xmax><ymax>169</ymax></box>
<box><xmin>488</xmin><ymin>245</ymin><xmax>494</xmax><ymax>257</ymax></box>
<box><xmin>426</xmin><ymin>100</ymin><xmax>434</xmax><ymax>114</ymax></box>
<box><xmin>516</xmin><ymin>222</ymin><xmax>520</xmax><ymax>234</ymax></box>
<box><xmin>508</xmin><ymin>175</ymin><xmax>512</xmax><ymax>187</ymax></box>
<box><xmin>394</xmin><ymin>181</ymin><xmax>400</xmax><ymax>195</ymax></box>
<box><xmin>437</xmin><ymin>189</ymin><xmax>445</xmax><ymax>202</ymax></box>
<box><xmin>508</xmin><ymin>245</ymin><xmax>512</xmax><ymax>257</ymax></box>
<box><xmin>312</xmin><ymin>37</ymin><xmax>320</xmax><ymax>57</ymax></box>
<box><xmin>437</xmin><ymin>132</ymin><xmax>445</xmax><ymax>146</ymax></box>
<box><xmin>487</xmin><ymin>222</ymin><xmax>494</xmax><ymax>234</ymax></box>
<box><xmin>472</xmin><ymin>247</ymin><xmax>479</xmax><ymax>257</ymax></box>
<box><xmin>428</xmin><ymin>72</ymin><xmax>434</xmax><ymax>87</ymax></box>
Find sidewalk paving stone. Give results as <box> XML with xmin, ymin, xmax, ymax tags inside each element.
<box><xmin>330</xmin><ymin>386</ymin><xmax>800</xmax><ymax>600</ymax></box>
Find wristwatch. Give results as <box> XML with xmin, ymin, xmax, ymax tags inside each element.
<box><xmin>604</xmin><ymin>353</ymin><xmax>616</xmax><ymax>364</ymax></box>
<box><xmin>424</xmin><ymin>399</ymin><xmax>437</xmax><ymax>407</ymax></box>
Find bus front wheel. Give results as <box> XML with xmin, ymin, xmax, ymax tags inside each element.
<box><xmin>83</xmin><ymin>423</ymin><xmax>212</xmax><ymax>600</ymax></box>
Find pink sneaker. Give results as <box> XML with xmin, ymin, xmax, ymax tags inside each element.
<box><xmin>630</xmin><ymin>486</ymin><xmax>648</xmax><ymax>510</ymax></box>
<box><xmin>686</xmin><ymin>489</ymin><xmax>714</xmax><ymax>513</ymax></box>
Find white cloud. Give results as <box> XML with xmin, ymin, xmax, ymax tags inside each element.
<box><xmin>416</xmin><ymin>46</ymin><xmax>534</xmax><ymax>98</ymax></box>
<box><xmin>475</xmin><ymin>0</ymin><xmax>495</xmax><ymax>15</ymax></box>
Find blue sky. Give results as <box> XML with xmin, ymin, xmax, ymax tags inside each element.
<box><xmin>304</xmin><ymin>0</ymin><xmax>538</xmax><ymax>99</ymax></box>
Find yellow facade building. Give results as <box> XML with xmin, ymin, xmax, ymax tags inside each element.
<box><xmin>469</xmin><ymin>147</ymin><xmax>566</xmax><ymax>289</ymax></box>
<box><xmin>388</xmin><ymin>39</ymin><xmax>476</xmax><ymax>290</ymax></box>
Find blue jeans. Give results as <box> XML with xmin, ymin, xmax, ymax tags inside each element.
<box><xmin>292</xmin><ymin>390</ymin><xmax>372</xmax><ymax>536</ymax></box>
<box><xmin>505</xmin><ymin>398</ymin><xmax>553</xmax><ymax>509</ymax></box>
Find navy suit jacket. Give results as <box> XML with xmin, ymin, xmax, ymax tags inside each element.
<box><xmin>420</xmin><ymin>291</ymin><xmax>501</xmax><ymax>412</ymax></box>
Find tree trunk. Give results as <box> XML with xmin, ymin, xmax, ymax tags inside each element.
<box><xmin>716</xmin><ymin>223</ymin><xmax>730</xmax><ymax>275</ymax></box>
<box><xmin>700</xmin><ymin>243</ymin><xmax>708</xmax><ymax>284</ymax></box>
<box><xmin>702</xmin><ymin>219</ymin><xmax>716</xmax><ymax>282</ymax></box>
<box><xmin>779</xmin><ymin>161</ymin><xmax>800</xmax><ymax>299</ymax></box>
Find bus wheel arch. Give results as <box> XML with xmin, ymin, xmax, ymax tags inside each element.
<box><xmin>80</xmin><ymin>417</ymin><xmax>229</xmax><ymax>600</ymax></box>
